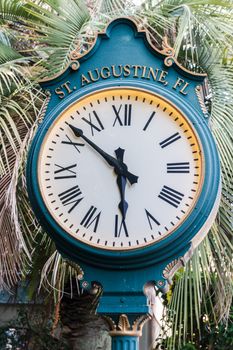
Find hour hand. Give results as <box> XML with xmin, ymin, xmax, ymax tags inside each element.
<box><xmin>116</xmin><ymin>175</ymin><xmax>128</xmax><ymax>220</ymax></box>
<box><xmin>115</xmin><ymin>148</ymin><xmax>128</xmax><ymax>220</ymax></box>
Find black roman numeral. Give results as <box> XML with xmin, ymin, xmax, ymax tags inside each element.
<box><xmin>145</xmin><ymin>209</ymin><xmax>160</xmax><ymax>229</ymax></box>
<box><xmin>158</xmin><ymin>186</ymin><xmax>184</xmax><ymax>208</ymax></box>
<box><xmin>143</xmin><ymin>111</ymin><xmax>156</xmax><ymax>131</ymax></box>
<box><xmin>114</xmin><ymin>215</ymin><xmax>129</xmax><ymax>237</ymax></box>
<box><xmin>112</xmin><ymin>104</ymin><xmax>132</xmax><ymax>126</ymax></box>
<box><xmin>54</xmin><ymin>163</ymin><xmax>77</xmax><ymax>179</ymax></box>
<box><xmin>160</xmin><ymin>132</ymin><xmax>181</xmax><ymax>148</ymax></box>
<box><xmin>167</xmin><ymin>162</ymin><xmax>190</xmax><ymax>173</ymax></box>
<box><xmin>80</xmin><ymin>206</ymin><xmax>101</xmax><ymax>233</ymax></box>
<box><xmin>82</xmin><ymin>111</ymin><xmax>104</xmax><ymax>135</ymax></box>
<box><xmin>58</xmin><ymin>185</ymin><xmax>83</xmax><ymax>213</ymax></box>
<box><xmin>61</xmin><ymin>134</ymin><xmax>84</xmax><ymax>153</ymax></box>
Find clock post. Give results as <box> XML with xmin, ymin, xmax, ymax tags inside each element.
<box><xmin>27</xmin><ymin>18</ymin><xmax>221</xmax><ymax>349</ymax></box>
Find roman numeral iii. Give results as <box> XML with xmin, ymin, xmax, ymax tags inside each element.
<box><xmin>82</xmin><ymin>111</ymin><xmax>104</xmax><ymax>135</ymax></box>
<box><xmin>158</xmin><ymin>185</ymin><xmax>184</xmax><ymax>208</ymax></box>
<box><xmin>80</xmin><ymin>206</ymin><xmax>101</xmax><ymax>233</ymax></box>
<box><xmin>167</xmin><ymin>162</ymin><xmax>190</xmax><ymax>173</ymax></box>
<box><xmin>58</xmin><ymin>185</ymin><xmax>83</xmax><ymax>213</ymax></box>
<box><xmin>112</xmin><ymin>104</ymin><xmax>132</xmax><ymax>126</ymax></box>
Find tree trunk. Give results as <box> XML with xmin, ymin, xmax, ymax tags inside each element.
<box><xmin>60</xmin><ymin>281</ymin><xmax>111</xmax><ymax>350</ymax></box>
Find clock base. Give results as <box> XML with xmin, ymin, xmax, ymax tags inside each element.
<box><xmin>104</xmin><ymin>313</ymin><xmax>151</xmax><ymax>350</ymax></box>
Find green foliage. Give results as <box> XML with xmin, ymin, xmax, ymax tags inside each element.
<box><xmin>181</xmin><ymin>344</ymin><xmax>196</xmax><ymax>350</ymax></box>
<box><xmin>0</xmin><ymin>1</ymin><xmax>232</xmax><ymax>349</ymax></box>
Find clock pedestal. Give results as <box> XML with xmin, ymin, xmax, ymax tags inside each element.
<box><xmin>104</xmin><ymin>313</ymin><xmax>151</xmax><ymax>350</ymax></box>
<box><xmin>111</xmin><ymin>335</ymin><xmax>139</xmax><ymax>350</ymax></box>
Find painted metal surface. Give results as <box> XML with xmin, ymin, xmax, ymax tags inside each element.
<box><xmin>26</xmin><ymin>18</ymin><xmax>221</xmax><ymax>320</ymax></box>
<box><xmin>112</xmin><ymin>335</ymin><xmax>139</xmax><ymax>350</ymax></box>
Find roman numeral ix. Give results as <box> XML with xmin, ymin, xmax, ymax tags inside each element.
<box><xmin>59</xmin><ymin>185</ymin><xmax>83</xmax><ymax>213</ymax></box>
<box><xmin>158</xmin><ymin>185</ymin><xmax>184</xmax><ymax>208</ymax></box>
<box><xmin>82</xmin><ymin>111</ymin><xmax>104</xmax><ymax>135</ymax></box>
<box><xmin>160</xmin><ymin>132</ymin><xmax>181</xmax><ymax>148</ymax></box>
<box><xmin>54</xmin><ymin>163</ymin><xmax>77</xmax><ymax>179</ymax></box>
<box><xmin>167</xmin><ymin>162</ymin><xmax>190</xmax><ymax>173</ymax></box>
<box><xmin>112</xmin><ymin>104</ymin><xmax>132</xmax><ymax>126</ymax></box>
<box><xmin>80</xmin><ymin>206</ymin><xmax>101</xmax><ymax>233</ymax></box>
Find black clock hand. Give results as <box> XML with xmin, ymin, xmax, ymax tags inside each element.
<box><xmin>69</xmin><ymin>124</ymin><xmax>138</xmax><ymax>185</ymax></box>
<box><xmin>115</xmin><ymin>148</ymin><xmax>128</xmax><ymax>220</ymax></box>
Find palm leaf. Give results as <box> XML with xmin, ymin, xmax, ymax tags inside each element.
<box><xmin>23</xmin><ymin>0</ymin><xmax>91</xmax><ymax>77</ymax></box>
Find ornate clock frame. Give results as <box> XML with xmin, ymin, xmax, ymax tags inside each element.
<box><xmin>27</xmin><ymin>18</ymin><xmax>221</xmax><ymax>349</ymax></box>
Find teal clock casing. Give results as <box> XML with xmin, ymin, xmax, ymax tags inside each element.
<box><xmin>27</xmin><ymin>18</ymin><xmax>221</xmax><ymax>316</ymax></box>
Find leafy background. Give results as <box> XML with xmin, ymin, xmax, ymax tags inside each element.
<box><xmin>0</xmin><ymin>0</ymin><xmax>232</xmax><ymax>349</ymax></box>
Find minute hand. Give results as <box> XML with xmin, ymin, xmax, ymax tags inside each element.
<box><xmin>69</xmin><ymin>124</ymin><xmax>138</xmax><ymax>185</ymax></box>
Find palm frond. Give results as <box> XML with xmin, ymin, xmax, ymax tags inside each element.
<box><xmin>23</xmin><ymin>0</ymin><xmax>91</xmax><ymax>77</ymax></box>
<box><xmin>0</xmin><ymin>42</ymin><xmax>32</xmax><ymax>94</ymax></box>
<box><xmin>0</xmin><ymin>85</ymin><xmax>44</xmax><ymax>289</ymax></box>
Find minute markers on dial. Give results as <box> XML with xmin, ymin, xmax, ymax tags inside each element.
<box><xmin>38</xmin><ymin>88</ymin><xmax>203</xmax><ymax>250</ymax></box>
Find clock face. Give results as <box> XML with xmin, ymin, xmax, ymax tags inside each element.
<box><xmin>38</xmin><ymin>88</ymin><xmax>203</xmax><ymax>250</ymax></box>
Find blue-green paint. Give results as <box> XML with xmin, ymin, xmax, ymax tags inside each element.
<box><xmin>112</xmin><ymin>335</ymin><xmax>139</xmax><ymax>350</ymax></box>
<box><xmin>26</xmin><ymin>18</ymin><xmax>221</xmax><ymax>319</ymax></box>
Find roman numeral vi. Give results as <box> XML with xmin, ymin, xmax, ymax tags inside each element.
<box><xmin>114</xmin><ymin>215</ymin><xmax>129</xmax><ymax>237</ymax></box>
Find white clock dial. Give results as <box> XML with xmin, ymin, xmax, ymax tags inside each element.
<box><xmin>38</xmin><ymin>88</ymin><xmax>203</xmax><ymax>250</ymax></box>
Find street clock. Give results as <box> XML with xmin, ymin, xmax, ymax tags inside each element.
<box><xmin>27</xmin><ymin>18</ymin><xmax>221</xmax><ymax>340</ymax></box>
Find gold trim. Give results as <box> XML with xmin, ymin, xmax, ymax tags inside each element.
<box><xmin>37</xmin><ymin>90</ymin><xmax>51</xmax><ymax>124</ymax></box>
<box><xmin>163</xmin><ymin>258</ymin><xmax>184</xmax><ymax>283</ymax></box>
<box><xmin>65</xmin><ymin>259</ymin><xmax>84</xmax><ymax>280</ymax></box>
<box><xmin>195</xmin><ymin>85</ymin><xmax>209</xmax><ymax>116</ymax></box>
<box><xmin>37</xmin><ymin>87</ymin><xmax>204</xmax><ymax>251</ymax></box>
<box><xmin>103</xmin><ymin>313</ymin><xmax>151</xmax><ymax>337</ymax></box>
<box><xmin>39</xmin><ymin>17</ymin><xmax>206</xmax><ymax>83</ymax></box>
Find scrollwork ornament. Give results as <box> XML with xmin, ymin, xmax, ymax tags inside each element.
<box><xmin>37</xmin><ymin>90</ymin><xmax>51</xmax><ymax>124</ymax></box>
<box><xmin>70</xmin><ymin>49</ymin><xmax>80</xmax><ymax>61</ymax></box>
<box><xmin>163</xmin><ymin>258</ymin><xmax>183</xmax><ymax>283</ymax></box>
<box><xmin>195</xmin><ymin>85</ymin><xmax>209</xmax><ymax>117</ymax></box>
<box><xmin>70</xmin><ymin>60</ymin><xmax>80</xmax><ymax>71</ymax></box>
<box><xmin>164</xmin><ymin>56</ymin><xmax>175</xmax><ymax>67</ymax></box>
